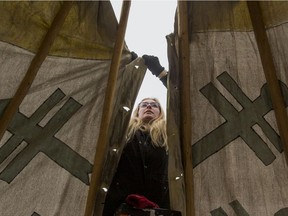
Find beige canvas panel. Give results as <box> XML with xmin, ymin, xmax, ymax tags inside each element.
<box><xmin>188</xmin><ymin>1</ymin><xmax>288</xmax><ymax>33</ymax></box>
<box><xmin>188</xmin><ymin>2</ymin><xmax>288</xmax><ymax>216</ymax></box>
<box><xmin>0</xmin><ymin>1</ymin><xmax>126</xmax><ymax>60</ymax></box>
<box><xmin>0</xmin><ymin>42</ymin><xmax>145</xmax><ymax>216</ymax></box>
<box><xmin>166</xmin><ymin>33</ymin><xmax>186</xmax><ymax>214</ymax></box>
<box><xmin>168</xmin><ymin>1</ymin><xmax>288</xmax><ymax>215</ymax></box>
<box><xmin>189</xmin><ymin>30</ymin><xmax>288</xmax><ymax>215</ymax></box>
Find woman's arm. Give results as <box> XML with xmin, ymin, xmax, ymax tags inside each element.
<box><xmin>142</xmin><ymin>55</ymin><xmax>168</xmax><ymax>88</ymax></box>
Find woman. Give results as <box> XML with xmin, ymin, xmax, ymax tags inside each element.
<box><xmin>102</xmin><ymin>97</ymin><xmax>169</xmax><ymax>216</ymax></box>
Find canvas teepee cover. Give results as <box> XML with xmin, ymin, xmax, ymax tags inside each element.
<box><xmin>168</xmin><ymin>1</ymin><xmax>288</xmax><ymax>216</ymax></box>
<box><xmin>0</xmin><ymin>1</ymin><xmax>145</xmax><ymax>216</ymax></box>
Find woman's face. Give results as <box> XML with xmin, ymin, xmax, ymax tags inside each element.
<box><xmin>138</xmin><ymin>99</ymin><xmax>161</xmax><ymax>123</ymax></box>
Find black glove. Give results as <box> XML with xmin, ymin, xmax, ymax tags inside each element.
<box><xmin>131</xmin><ymin>51</ymin><xmax>138</xmax><ymax>61</ymax></box>
<box><xmin>142</xmin><ymin>55</ymin><xmax>164</xmax><ymax>76</ymax></box>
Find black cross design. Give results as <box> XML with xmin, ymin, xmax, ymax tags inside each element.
<box><xmin>193</xmin><ymin>72</ymin><xmax>287</xmax><ymax>167</ymax></box>
<box><xmin>210</xmin><ymin>200</ymin><xmax>288</xmax><ymax>215</ymax></box>
<box><xmin>210</xmin><ymin>200</ymin><xmax>249</xmax><ymax>216</ymax></box>
<box><xmin>0</xmin><ymin>89</ymin><xmax>92</xmax><ymax>184</ymax></box>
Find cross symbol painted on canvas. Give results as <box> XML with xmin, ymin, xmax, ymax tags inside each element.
<box><xmin>0</xmin><ymin>89</ymin><xmax>92</xmax><ymax>184</ymax></box>
<box><xmin>193</xmin><ymin>72</ymin><xmax>287</xmax><ymax>167</ymax></box>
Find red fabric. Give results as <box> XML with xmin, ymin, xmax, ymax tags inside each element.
<box><xmin>125</xmin><ymin>194</ymin><xmax>159</xmax><ymax>209</ymax></box>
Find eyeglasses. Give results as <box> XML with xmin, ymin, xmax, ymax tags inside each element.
<box><xmin>139</xmin><ymin>102</ymin><xmax>160</xmax><ymax>108</ymax></box>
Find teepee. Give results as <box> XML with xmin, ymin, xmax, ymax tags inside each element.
<box><xmin>1</xmin><ymin>1</ymin><xmax>288</xmax><ymax>216</ymax></box>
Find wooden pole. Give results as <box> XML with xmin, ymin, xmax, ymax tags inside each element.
<box><xmin>84</xmin><ymin>1</ymin><xmax>131</xmax><ymax>216</ymax></box>
<box><xmin>247</xmin><ymin>1</ymin><xmax>288</xmax><ymax>165</ymax></box>
<box><xmin>177</xmin><ymin>1</ymin><xmax>195</xmax><ymax>216</ymax></box>
<box><xmin>0</xmin><ymin>1</ymin><xmax>74</xmax><ymax>140</ymax></box>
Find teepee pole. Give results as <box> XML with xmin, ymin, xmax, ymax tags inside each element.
<box><xmin>84</xmin><ymin>1</ymin><xmax>131</xmax><ymax>216</ymax></box>
<box><xmin>0</xmin><ymin>1</ymin><xmax>74</xmax><ymax>141</ymax></box>
<box><xmin>247</xmin><ymin>1</ymin><xmax>288</xmax><ymax>165</ymax></box>
<box><xmin>178</xmin><ymin>1</ymin><xmax>195</xmax><ymax>216</ymax></box>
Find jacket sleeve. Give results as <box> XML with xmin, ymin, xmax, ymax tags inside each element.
<box><xmin>159</xmin><ymin>74</ymin><xmax>168</xmax><ymax>88</ymax></box>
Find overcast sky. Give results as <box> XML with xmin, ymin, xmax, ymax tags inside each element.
<box><xmin>111</xmin><ymin>0</ymin><xmax>177</xmax><ymax>113</ymax></box>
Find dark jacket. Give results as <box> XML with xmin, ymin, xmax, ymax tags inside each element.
<box><xmin>102</xmin><ymin>130</ymin><xmax>169</xmax><ymax>216</ymax></box>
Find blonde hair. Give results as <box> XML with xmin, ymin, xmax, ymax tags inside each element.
<box><xmin>126</xmin><ymin>98</ymin><xmax>168</xmax><ymax>150</ymax></box>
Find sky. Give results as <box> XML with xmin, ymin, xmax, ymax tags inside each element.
<box><xmin>111</xmin><ymin>0</ymin><xmax>177</xmax><ymax>113</ymax></box>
